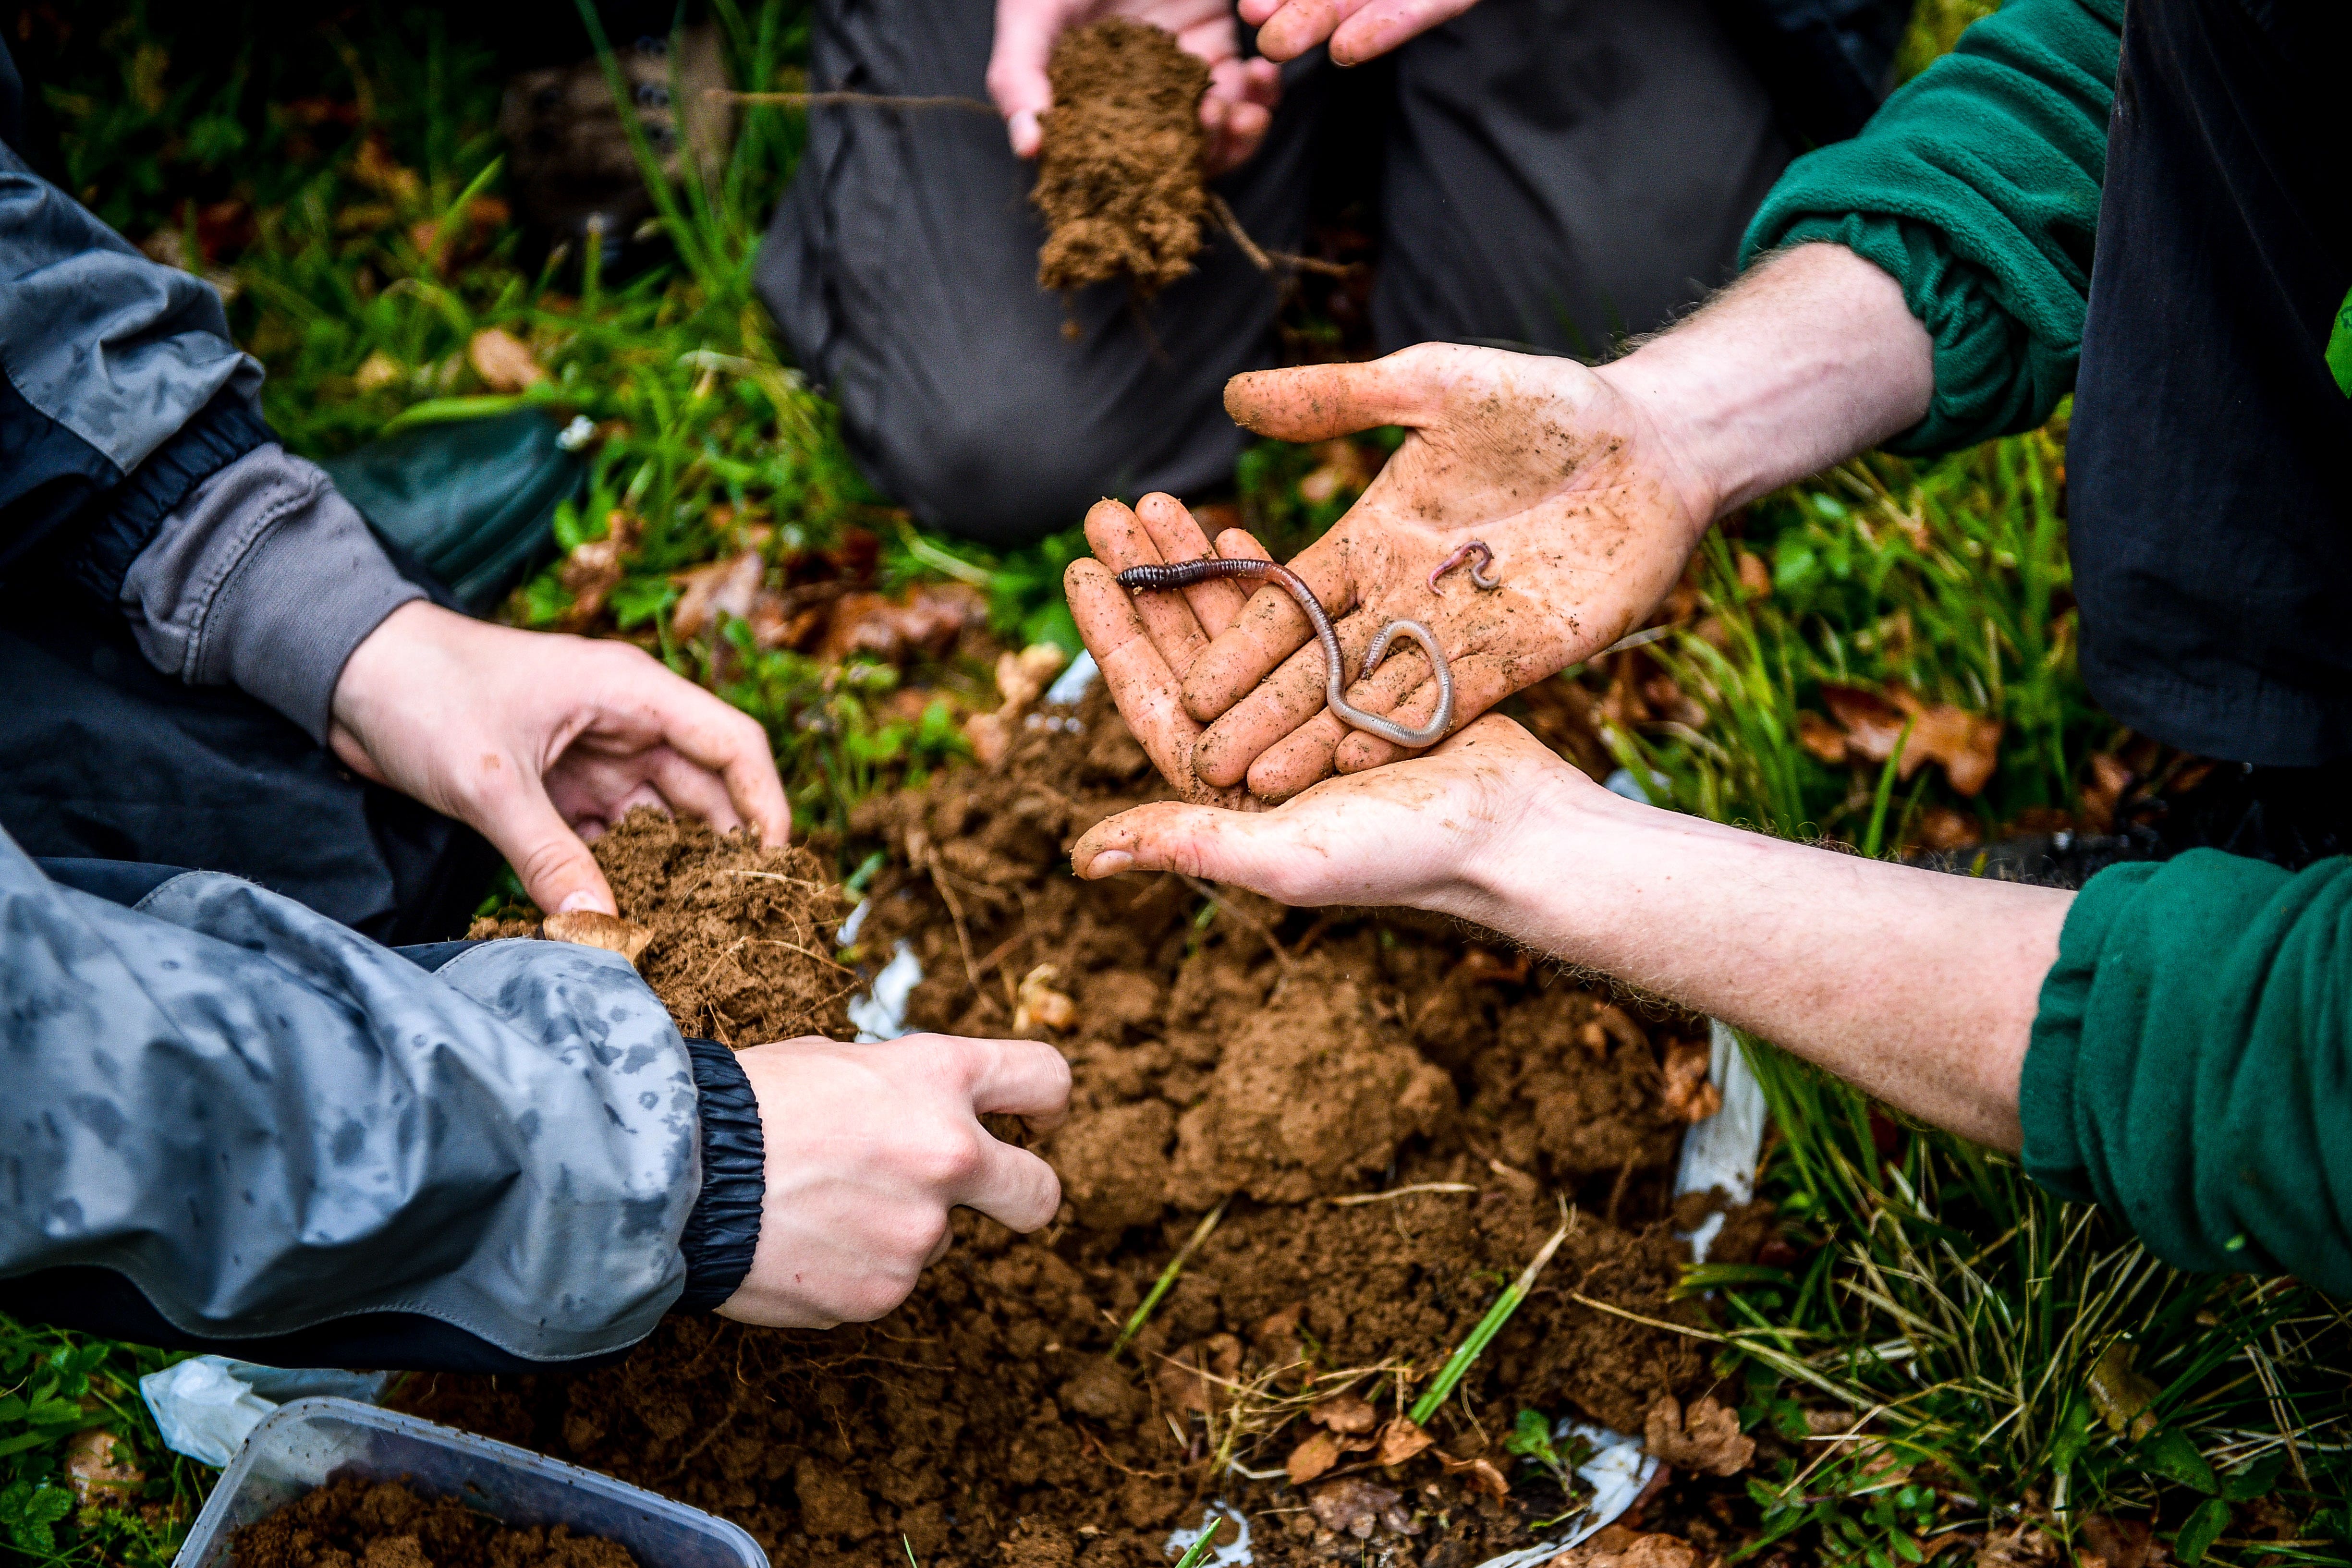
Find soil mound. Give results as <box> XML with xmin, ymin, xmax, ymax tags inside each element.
<box><xmin>471</xmin><ymin>810</ymin><xmax>852</xmax><ymax>1045</ymax></box>
<box><xmin>407</xmin><ymin>688</ymin><xmax>1755</xmax><ymax>1567</ymax></box>
<box><xmin>234</xmin><ymin>1478</ymin><xmax>634</xmax><ymax>1568</ymax></box>
<box><xmin>1032</xmin><ymin>20</ymin><xmax>1209</xmax><ymax>294</ymax></box>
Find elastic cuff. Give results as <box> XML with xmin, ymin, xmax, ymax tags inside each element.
<box><xmin>678</xmin><ymin>1038</ymin><xmax>765</xmax><ymax>1311</ymax></box>
<box><xmin>201</xmin><ymin>465</ymin><xmax>425</xmax><ymax>741</ymax></box>
<box><xmin>68</xmin><ymin>388</ymin><xmax>274</xmax><ymax>603</ymax></box>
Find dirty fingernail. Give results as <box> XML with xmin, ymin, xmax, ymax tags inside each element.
<box><xmin>557</xmin><ymin>889</ymin><xmax>614</xmax><ymax>914</ymax></box>
<box><xmin>1088</xmin><ymin>851</ymin><xmax>1134</xmax><ymax>877</ymax></box>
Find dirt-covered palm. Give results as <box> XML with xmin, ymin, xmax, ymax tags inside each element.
<box><xmin>988</xmin><ymin>0</ymin><xmax>1282</xmax><ymax>174</ymax></box>
<box><xmin>1183</xmin><ymin>342</ymin><xmax>1713</xmax><ymax>800</ymax></box>
<box><xmin>1069</xmin><ymin>714</ymin><xmax>1578</xmax><ymax>918</ymax></box>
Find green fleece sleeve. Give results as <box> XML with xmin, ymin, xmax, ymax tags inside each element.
<box><xmin>1738</xmin><ymin>0</ymin><xmax>2122</xmax><ymax>455</ymax></box>
<box><xmin>2023</xmin><ymin>851</ymin><xmax>2352</xmax><ymax>1294</ymax></box>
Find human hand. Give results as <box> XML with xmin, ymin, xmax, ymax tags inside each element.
<box><xmin>1175</xmin><ymin>342</ymin><xmax>1716</xmax><ymax>801</ymax></box>
<box><xmin>988</xmin><ymin>0</ymin><xmax>1283</xmax><ymax>175</ymax></box>
<box><xmin>328</xmin><ymin>600</ymin><xmax>788</xmax><ymax>917</ymax></box>
<box><xmin>1068</xmin><ymin>714</ymin><xmax>1585</xmax><ymax>925</ymax></box>
<box><xmin>718</xmin><ymin>1033</ymin><xmax>1070</xmax><ymax>1326</ymax></box>
<box><xmin>1240</xmin><ymin>0</ymin><xmax>1479</xmax><ymax>65</ymax></box>
<box><xmin>1064</xmin><ymin>492</ymin><xmax>1284</xmax><ymax>807</ymax></box>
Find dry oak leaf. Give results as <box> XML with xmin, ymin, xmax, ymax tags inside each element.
<box><xmin>467</xmin><ymin>326</ymin><xmax>548</xmax><ymax>393</ymax></box>
<box><xmin>1309</xmin><ymin>1392</ymin><xmax>1380</xmax><ymax>1434</ymax></box>
<box><xmin>1372</xmin><ymin>1416</ymin><xmax>1434</xmax><ymax>1467</ymax></box>
<box><xmin>1288</xmin><ymin>1428</ymin><xmax>1343</xmax><ymax>1485</ymax></box>
<box><xmin>817</xmin><ymin>583</ymin><xmax>987</xmax><ymax>664</ymax></box>
<box><xmin>1308</xmin><ymin>1477</ymin><xmax>1413</xmax><ymax>1540</ymax></box>
<box><xmin>1643</xmin><ymin>1394</ymin><xmax>1754</xmax><ymax>1477</ymax></box>
<box><xmin>1816</xmin><ymin>684</ymin><xmax>2003</xmax><ymax>797</ymax></box>
<box><xmin>1545</xmin><ymin>1525</ymin><xmax>1699</xmax><ymax>1568</ymax></box>
<box><xmin>670</xmin><ymin>550</ymin><xmax>765</xmax><ymax>639</ymax></box>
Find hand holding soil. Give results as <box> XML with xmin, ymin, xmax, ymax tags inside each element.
<box><xmin>329</xmin><ymin>601</ymin><xmax>788</xmax><ymax>917</ymax></box>
<box><xmin>717</xmin><ymin>1032</ymin><xmax>1070</xmax><ymax>1328</ymax></box>
<box><xmin>1178</xmin><ymin>342</ymin><xmax>1715</xmax><ymax>799</ymax></box>
<box><xmin>988</xmin><ymin>0</ymin><xmax>1280</xmax><ymax>177</ymax></box>
<box><xmin>1241</xmin><ymin>0</ymin><xmax>1484</xmax><ymax>66</ymax></box>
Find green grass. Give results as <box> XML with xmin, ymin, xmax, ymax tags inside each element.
<box><xmin>13</xmin><ymin>1</ymin><xmax>2344</xmax><ymax>1565</ymax></box>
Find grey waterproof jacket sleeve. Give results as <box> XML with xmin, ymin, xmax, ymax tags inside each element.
<box><xmin>0</xmin><ymin>827</ymin><xmax>706</xmax><ymax>1362</ymax></box>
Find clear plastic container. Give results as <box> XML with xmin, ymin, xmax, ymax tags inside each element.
<box><xmin>171</xmin><ymin>1397</ymin><xmax>768</xmax><ymax>1568</ymax></box>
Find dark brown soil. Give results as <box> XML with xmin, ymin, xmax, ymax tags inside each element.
<box><xmin>408</xmin><ymin>689</ymin><xmax>1753</xmax><ymax>1567</ymax></box>
<box><xmin>1032</xmin><ymin>19</ymin><xmax>1209</xmax><ymax>295</ymax></box>
<box><xmin>233</xmin><ymin>1478</ymin><xmax>634</xmax><ymax>1568</ymax></box>
<box><xmin>470</xmin><ymin>812</ymin><xmax>852</xmax><ymax>1046</ymax></box>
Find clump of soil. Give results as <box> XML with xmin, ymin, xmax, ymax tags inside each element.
<box><xmin>1032</xmin><ymin>19</ymin><xmax>1209</xmax><ymax>294</ymax></box>
<box><xmin>470</xmin><ymin>810</ymin><xmax>852</xmax><ymax>1045</ymax></box>
<box><xmin>234</xmin><ymin>1478</ymin><xmax>634</xmax><ymax>1568</ymax></box>
<box><xmin>406</xmin><ymin>687</ymin><xmax>1760</xmax><ymax>1568</ymax></box>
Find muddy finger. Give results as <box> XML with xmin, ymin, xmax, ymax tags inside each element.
<box><xmin>1243</xmin><ymin>709</ymin><xmax>1350</xmax><ymax>801</ymax></box>
<box><xmin>1084</xmin><ymin>497</ymin><xmax>1211</xmax><ymax>678</ymax></box>
<box><xmin>1193</xmin><ymin>608</ymin><xmax>1376</xmax><ymax>788</ymax></box>
<box><xmin>1134</xmin><ymin>492</ymin><xmax>1252</xmax><ymax>635</ymax></box>
<box><xmin>1181</xmin><ymin>534</ymin><xmax>1352</xmax><ymax>724</ymax></box>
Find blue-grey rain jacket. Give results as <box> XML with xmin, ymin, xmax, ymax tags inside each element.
<box><xmin>0</xmin><ymin>829</ymin><xmax>764</xmax><ymax>1367</ymax></box>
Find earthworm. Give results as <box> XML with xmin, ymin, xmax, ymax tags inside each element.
<box><xmin>1115</xmin><ymin>543</ymin><xmax>1498</xmax><ymax>748</ymax></box>
<box><xmin>1428</xmin><ymin>540</ymin><xmax>1499</xmax><ymax>592</ymax></box>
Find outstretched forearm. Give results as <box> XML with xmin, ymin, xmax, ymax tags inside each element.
<box><xmin>1601</xmin><ymin>243</ymin><xmax>1935</xmax><ymax>521</ymax></box>
<box><xmin>1442</xmin><ymin>771</ymin><xmax>2065</xmax><ymax>1149</ymax></box>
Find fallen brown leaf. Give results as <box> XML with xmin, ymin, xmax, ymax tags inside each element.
<box><xmin>1659</xmin><ymin>1038</ymin><xmax>1722</xmax><ymax>1124</ymax></box>
<box><xmin>1545</xmin><ymin>1524</ymin><xmax>1699</xmax><ymax>1568</ymax></box>
<box><xmin>1736</xmin><ymin>549</ymin><xmax>1772</xmax><ymax>599</ymax></box>
<box><xmin>1797</xmin><ymin>709</ymin><xmax>1849</xmax><ymax>765</ymax></box>
<box><xmin>542</xmin><ymin>910</ymin><xmax>655</xmax><ymax>967</ymax></box>
<box><xmin>558</xmin><ymin>510</ymin><xmax>642</xmax><ymax>629</ymax></box>
<box><xmin>670</xmin><ymin>551</ymin><xmax>766</xmax><ymax>639</ymax></box>
<box><xmin>816</xmin><ymin>584</ymin><xmax>987</xmax><ymax>664</ymax></box>
<box><xmin>467</xmin><ymin>326</ymin><xmax>547</xmax><ymax>393</ymax></box>
<box><xmin>1973</xmin><ymin>1523</ymin><xmax>2062</xmax><ymax>1567</ymax></box>
<box><xmin>1915</xmin><ymin>805</ymin><xmax>1981</xmax><ymax>853</ymax></box>
<box><xmin>1309</xmin><ymin>1392</ymin><xmax>1380</xmax><ymax>1434</ymax></box>
<box><xmin>1308</xmin><ymin>1476</ymin><xmax>1413</xmax><ymax>1540</ymax></box>
<box><xmin>1438</xmin><ymin>1452</ymin><xmax>1511</xmax><ymax>1499</ymax></box>
<box><xmin>1817</xmin><ymin>684</ymin><xmax>2002</xmax><ymax>797</ymax></box>
<box><xmin>1288</xmin><ymin>1428</ymin><xmax>1343</xmax><ymax>1485</ymax></box>
<box><xmin>1643</xmin><ymin>1395</ymin><xmax>1753</xmax><ymax>1477</ymax></box>
<box><xmin>2075</xmin><ymin>1515</ymin><xmax>2159</xmax><ymax>1568</ymax></box>
<box><xmin>1371</xmin><ymin>1416</ymin><xmax>1433</xmax><ymax>1467</ymax></box>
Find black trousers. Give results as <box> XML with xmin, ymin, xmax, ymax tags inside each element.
<box><xmin>0</xmin><ymin>586</ymin><xmax>499</xmax><ymax>946</ymax></box>
<box><xmin>758</xmin><ymin>0</ymin><xmax>1791</xmax><ymax>547</ymax></box>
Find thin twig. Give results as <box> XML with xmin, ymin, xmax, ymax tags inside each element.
<box><xmin>1206</xmin><ymin>191</ymin><xmax>1358</xmax><ymax>279</ymax></box>
<box><xmin>712</xmin><ymin>87</ymin><xmax>997</xmax><ymax>114</ymax></box>
<box><xmin>1179</xmin><ymin>874</ymin><xmax>1295</xmax><ymax>971</ymax></box>
<box><xmin>924</xmin><ymin>846</ymin><xmax>986</xmax><ymax>1000</ymax></box>
<box><xmin>1328</xmin><ymin>1182</ymin><xmax>1478</xmax><ymax>1207</ymax></box>
<box><xmin>1567</xmin><ymin>1291</ymin><xmax>1727</xmax><ymax>1344</ymax></box>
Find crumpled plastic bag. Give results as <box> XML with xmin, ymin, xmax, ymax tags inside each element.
<box><xmin>138</xmin><ymin>1357</ymin><xmax>389</xmax><ymax>1467</ymax></box>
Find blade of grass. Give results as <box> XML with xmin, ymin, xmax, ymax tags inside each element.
<box><xmin>1112</xmin><ymin>1197</ymin><xmax>1229</xmax><ymax>1360</ymax></box>
<box><xmin>1409</xmin><ymin>1206</ymin><xmax>1574</xmax><ymax>1426</ymax></box>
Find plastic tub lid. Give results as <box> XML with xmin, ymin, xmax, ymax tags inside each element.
<box><xmin>172</xmin><ymin>1396</ymin><xmax>767</xmax><ymax>1567</ymax></box>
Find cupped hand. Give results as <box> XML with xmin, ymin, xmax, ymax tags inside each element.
<box><xmin>1063</xmin><ymin>492</ymin><xmax>1278</xmax><ymax>807</ymax></box>
<box><xmin>1240</xmin><ymin>0</ymin><xmax>1479</xmax><ymax>65</ymax></box>
<box><xmin>719</xmin><ymin>1032</ymin><xmax>1069</xmax><ymax>1327</ymax></box>
<box><xmin>988</xmin><ymin>0</ymin><xmax>1282</xmax><ymax>175</ymax></box>
<box><xmin>1179</xmin><ymin>341</ymin><xmax>1715</xmax><ymax>801</ymax></box>
<box><xmin>1070</xmin><ymin>713</ymin><xmax>1583</xmax><ymax>922</ymax></box>
<box><xmin>328</xmin><ymin>601</ymin><xmax>789</xmax><ymax>918</ymax></box>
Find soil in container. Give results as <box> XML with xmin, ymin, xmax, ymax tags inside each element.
<box><xmin>1031</xmin><ymin>19</ymin><xmax>1210</xmax><ymax>296</ymax></box>
<box><xmin>408</xmin><ymin>687</ymin><xmax>1767</xmax><ymax>1566</ymax></box>
<box><xmin>233</xmin><ymin>1476</ymin><xmax>634</xmax><ymax>1567</ymax></box>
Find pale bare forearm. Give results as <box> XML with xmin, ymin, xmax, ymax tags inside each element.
<box><xmin>1442</xmin><ymin>779</ymin><xmax>2063</xmax><ymax>1150</ymax></box>
<box><xmin>1600</xmin><ymin>243</ymin><xmax>1936</xmax><ymax>519</ymax></box>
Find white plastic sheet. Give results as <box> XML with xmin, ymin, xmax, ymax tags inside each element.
<box><xmin>139</xmin><ymin>1357</ymin><xmax>387</xmax><ymax>1468</ymax></box>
